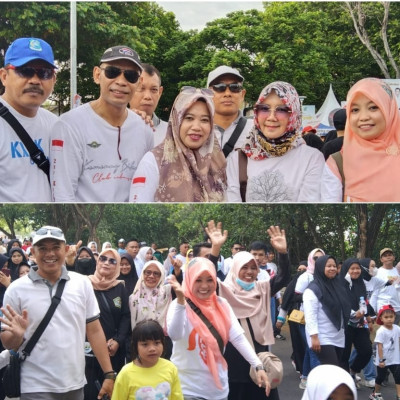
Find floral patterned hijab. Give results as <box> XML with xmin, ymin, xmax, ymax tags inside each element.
<box><xmin>151</xmin><ymin>88</ymin><xmax>227</xmax><ymax>202</ymax></box>
<box><xmin>130</xmin><ymin>260</ymin><xmax>172</xmax><ymax>330</ymax></box>
<box><xmin>242</xmin><ymin>81</ymin><xmax>303</xmax><ymax>160</ymax></box>
<box><xmin>343</xmin><ymin>78</ymin><xmax>400</xmax><ymax>201</ymax></box>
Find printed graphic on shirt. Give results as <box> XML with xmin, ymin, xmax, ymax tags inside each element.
<box><xmin>248</xmin><ymin>170</ymin><xmax>292</xmax><ymax>202</ymax></box>
<box><xmin>52</xmin><ymin>139</ymin><xmax>64</xmax><ymax>151</ymax></box>
<box><xmin>10</xmin><ymin>139</ymin><xmax>45</xmax><ymax>162</ymax></box>
<box><xmin>135</xmin><ymin>382</ymin><xmax>171</xmax><ymax>400</ymax></box>
<box><xmin>113</xmin><ymin>296</ymin><xmax>122</xmax><ymax>308</ymax></box>
<box><xmin>83</xmin><ymin>158</ymin><xmax>138</xmax><ymax>184</ymax></box>
<box><xmin>188</xmin><ymin>329</ymin><xmax>208</xmax><ymax>366</ymax></box>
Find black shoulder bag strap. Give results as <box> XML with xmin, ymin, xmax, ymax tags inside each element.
<box><xmin>21</xmin><ymin>279</ymin><xmax>66</xmax><ymax>360</ymax></box>
<box><xmin>0</xmin><ymin>101</ymin><xmax>50</xmax><ymax>183</ymax></box>
<box><xmin>185</xmin><ymin>297</ymin><xmax>224</xmax><ymax>354</ymax></box>
<box><xmin>222</xmin><ymin>116</ymin><xmax>247</xmax><ymax>158</ymax></box>
<box><xmin>238</xmin><ymin>150</ymin><xmax>248</xmax><ymax>203</ymax></box>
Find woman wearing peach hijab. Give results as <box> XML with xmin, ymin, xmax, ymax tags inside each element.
<box><xmin>322</xmin><ymin>78</ymin><xmax>400</xmax><ymax>202</ymax></box>
<box><xmin>167</xmin><ymin>257</ymin><xmax>270</xmax><ymax>400</ymax></box>
<box><xmin>86</xmin><ymin>248</ymin><xmax>130</xmax><ymax>399</ymax></box>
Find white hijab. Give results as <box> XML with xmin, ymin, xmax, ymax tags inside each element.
<box><xmin>302</xmin><ymin>365</ymin><xmax>357</xmax><ymax>400</ymax></box>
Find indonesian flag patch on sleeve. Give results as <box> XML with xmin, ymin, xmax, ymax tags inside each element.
<box><xmin>132</xmin><ymin>176</ymin><xmax>146</xmax><ymax>187</ymax></box>
<box><xmin>52</xmin><ymin>139</ymin><xmax>64</xmax><ymax>150</ymax></box>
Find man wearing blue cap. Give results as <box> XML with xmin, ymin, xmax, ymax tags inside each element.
<box><xmin>0</xmin><ymin>37</ymin><xmax>57</xmax><ymax>202</ymax></box>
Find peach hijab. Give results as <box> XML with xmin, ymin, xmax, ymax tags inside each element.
<box><xmin>343</xmin><ymin>78</ymin><xmax>400</xmax><ymax>202</ymax></box>
<box><xmin>89</xmin><ymin>248</ymin><xmax>123</xmax><ymax>291</ymax></box>
<box><xmin>183</xmin><ymin>257</ymin><xmax>231</xmax><ymax>389</ymax></box>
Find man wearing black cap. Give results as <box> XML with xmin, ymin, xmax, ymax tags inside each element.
<box><xmin>51</xmin><ymin>45</ymin><xmax>154</xmax><ymax>202</ymax></box>
<box><xmin>0</xmin><ymin>226</ymin><xmax>115</xmax><ymax>399</ymax></box>
<box><xmin>0</xmin><ymin>37</ymin><xmax>58</xmax><ymax>202</ymax></box>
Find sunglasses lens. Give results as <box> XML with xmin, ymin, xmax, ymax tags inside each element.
<box><xmin>15</xmin><ymin>67</ymin><xmax>54</xmax><ymax>80</ymax></box>
<box><xmin>103</xmin><ymin>66</ymin><xmax>120</xmax><ymax>79</ymax></box>
<box><xmin>229</xmin><ymin>84</ymin><xmax>242</xmax><ymax>93</ymax></box>
<box><xmin>212</xmin><ymin>83</ymin><xmax>242</xmax><ymax>93</ymax></box>
<box><xmin>36</xmin><ymin>228</ymin><xmax>63</xmax><ymax>237</ymax></box>
<box><xmin>212</xmin><ymin>83</ymin><xmax>227</xmax><ymax>93</ymax></box>
<box><xmin>123</xmin><ymin>70</ymin><xmax>140</xmax><ymax>84</ymax></box>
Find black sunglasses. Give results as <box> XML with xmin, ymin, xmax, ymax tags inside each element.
<box><xmin>99</xmin><ymin>255</ymin><xmax>118</xmax><ymax>265</ymax></box>
<box><xmin>6</xmin><ymin>65</ymin><xmax>55</xmax><ymax>80</ymax></box>
<box><xmin>100</xmin><ymin>66</ymin><xmax>140</xmax><ymax>84</ymax></box>
<box><xmin>211</xmin><ymin>83</ymin><xmax>243</xmax><ymax>93</ymax></box>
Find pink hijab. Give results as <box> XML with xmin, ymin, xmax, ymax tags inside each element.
<box><xmin>307</xmin><ymin>248</ymin><xmax>325</xmax><ymax>274</ymax></box>
<box><xmin>343</xmin><ymin>78</ymin><xmax>400</xmax><ymax>201</ymax></box>
<box><xmin>89</xmin><ymin>248</ymin><xmax>123</xmax><ymax>291</ymax></box>
<box><xmin>184</xmin><ymin>257</ymin><xmax>231</xmax><ymax>389</ymax></box>
<box><xmin>219</xmin><ymin>251</ymin><xmax>273</xmax><ymax>345</ymax></box>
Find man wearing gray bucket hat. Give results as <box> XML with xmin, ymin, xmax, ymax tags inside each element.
<box><xmin>51</xmin><ymin>45</ymin><xmax>154</xmax><ymax>202</ymax></box>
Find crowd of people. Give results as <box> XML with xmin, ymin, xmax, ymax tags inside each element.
<box><xmin>0</xmin><ymin>221</ymin><xmax>400</xmax><ymax>400</ymax></box>
<box><xmin>2</xmin><ymin>36</ymin><xmax>400</xmax><ymax>203</ymax></box>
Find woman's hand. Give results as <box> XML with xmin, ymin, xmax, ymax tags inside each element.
<box><xmin>65</xmin><ymin>240</ymin><xmax>82</xmax><ymax>266</ymax></box>
<box><xmin>310</xmin><ymin>334</ymin><xmax>321</xmax><ymax>353</ymax></box>
<box><xmin>0</xmin><ymin>270</ymin><xmax>11</xmax><ymax>287</ymax></box>
<box><xmin>267</xmin><ymin>226</ymin><xmax>287</xmax><ymax>254</ymax></box>
<box><xmin>255</xmin><ymin>369</ymin><xmax>271</xmax><ymax>396</ymax></box>
<box><xmin>107</xmin><ymin>338</ymin><xmax>119</xmax><ymax>357</ymax></box>
<box><xmin>205</xmin><ymin>220</ymin><xmax>228</xmax><ymax>249</ymax></box>
<box><xmin>167</xmin><ymin>275</ymin><xmax>185</xmax><ymax>305</ymax></box>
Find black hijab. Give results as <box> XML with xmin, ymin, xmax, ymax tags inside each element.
<box><xmin>74</xmin><ymin>246</ymin><xmax>97</xmax><ymax>276</ymax></box>
<box><xmin>8</xmin><ymin>247</ymin><xmax>27</xmax><ymax>281</ymax></box>
<box><xmin>118</xmin><ymin>253</ymin><xmax>138</xmax><ymax>295</ymax></box>
<box><xmin>0</xmin><ymin>254</ymin><xmax>9</xmax><ymax>307</ymax></box>
<box><xmin>359</xmin><ymin>258</ymin><xmax>373</xmax><ymax>282</ymax></box>
<box><xmin>339</xmin><ymin>258</ymin><xmax>368</xmax><ymax>311</ymax></box>
<box><xmin>6</xmin><ymin>239</ymin><xmax>22</xmax><ymax>257</ymax></box>
<box><xmin>307</xmin><ymin>255</ymin><xmax>351</xmax><ymax>330</ymax></box>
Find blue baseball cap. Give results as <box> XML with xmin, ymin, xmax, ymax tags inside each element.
<box><xmin>4</xmin><ymin>38</ymin><xmax>56</xmax><ymax>68</ymax></box>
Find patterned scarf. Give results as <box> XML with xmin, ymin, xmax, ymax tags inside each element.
<box><xmin>242</xmin><ymin>81</ymin><xmax>303</xmax><ymax>160</ymax></box>
<box><xmin>152</xmin><ymin>90</ymin><xmax>227</xmax><ymax>202</ymax></box>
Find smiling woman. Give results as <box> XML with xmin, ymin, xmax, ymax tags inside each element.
<box><xmin>129</xmin><ymin>86</ymin><xmax>227</xmax><ymax>202</ymax></box>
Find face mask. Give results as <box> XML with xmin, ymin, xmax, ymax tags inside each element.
<box><xmin>236</xmin><ymin>278</ymin><xmax>255</xmax><ymax>291</ymax></box>
<box><xmin>75</xmin><ymin>258</ymin><xmax>95</xmax><ymax>275</ymax></box>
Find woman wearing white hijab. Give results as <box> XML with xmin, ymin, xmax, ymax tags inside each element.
<box><xmin>302</xmin><ymin>364</ymin><xmax>357</xmax><ymax>400</ymax></box>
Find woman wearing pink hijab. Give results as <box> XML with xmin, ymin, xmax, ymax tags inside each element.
<box><xmin>322</xmin><ymin>78</ymin><xmax>400</xmax><ymax>202</ymax></box>
<box><xmin>167</xmin><ymin>257</ymin><xmax>270</xmax><ymax>400</ymax></box>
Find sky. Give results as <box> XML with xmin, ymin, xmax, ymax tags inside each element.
<box><xmin>156</xmin><ymin>1</ymin><xmax>264</xmax><ymax>31</ymax></box>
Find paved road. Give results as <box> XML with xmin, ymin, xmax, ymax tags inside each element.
<box><xmin>271</xmin><ymin>323</ymin><xmax>396</xmax><ymax>399</ymax></box>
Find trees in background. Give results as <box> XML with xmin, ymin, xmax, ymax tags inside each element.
<box><xmin>1</xmin><ymin>2</ymin><xmax>399</xmax><ymax>116</ymax></box>
<box><xmin>1</xmin><ymin>204</ymin><xmax>399</xmax><ymax>268</ymax></box>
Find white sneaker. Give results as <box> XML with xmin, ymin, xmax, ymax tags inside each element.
<box><xmin>299</xmin><ymin>378</ymin><xmax>307</xmax><ymax>389</ymax></box>
<box><xmin>364</xmin><ymin>379</ymin><xmax>376</xmax><ymax>388</ymax></box>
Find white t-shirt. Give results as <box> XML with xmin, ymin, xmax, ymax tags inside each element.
<box><xmin>51</xmin><ymin>104</ymin><xmax>153</xmax><ymax>202</ymax></box>
<box><xmin>3</xmin><ymin>269</ymin><xmax>100</xmax><ymax>394</ymax></box>
<box><xmin>303</xmin><ymin>288</ymin><xmax>345</xmax><ymax>348</ymax></box>
<box><xmin>0</xmin><ymin>98</ymin><xmax>57</xmax><ymax>202</ymax></box>
<box><xmin>320</xmin><ymin>159</ymin><xmax>343</xmax><ymax>202</ymax></box>
<box><xmin>226</xmin><ymin>144</ymin><xmax>324</xmax><ymax>202</ymax></box>
<box><xmin>152</xmin><ymin>116</ymin><xmax>168</xmax><ymax>148</ymax></box>
<box><xmin>374</xmin><ymin>325</ymin><xmax>400</xmax><ymax>366</ymax></box>
<box><xmin>373</xmin><ymin>267</ymin><xmax>400</xmax><ymax>312</ymax></box>
<box><xmin>167</xmin><ymin>299</ymin><xmax>258</xmax><ymax>400</ymax></box>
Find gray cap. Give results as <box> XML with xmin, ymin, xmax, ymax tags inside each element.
<box><xmin>207</xmin><ymin>65</ymin><xmax>244</xmax><ymax>87</ymax></box>
<box><xmin>100</xmin><ymin>46</ymin><xmax>143</xmax><ymax>70</ymax></box>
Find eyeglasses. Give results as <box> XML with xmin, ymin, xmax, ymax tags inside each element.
<box><xmin>180</xmin><ymin>86</ymin><xmax>214</xmax><ymax>97</ymax></box>
<box><xmin>144</xmin><ymin>270</ymin><xmax>161</xmax><ymax>278</ymax></box>
<box><xmin>233</xmin><ymin>247</ymin><xmax>241</xmax><ymax>251</ymax></box>
<box><xmin>211</xmin><ymin>83</ymin><xmax>243</xmax><ymax>93</ymax></box>
<box><xmin>36</xmin><ymin>227</ymin><xmax>64</xmax><ymax>237</ymax></box>
<box><xmin>99</xmin><ymin>255</ymin><xmax>118</xmax><ymax>265</ymax></box>
<box><xmin>100</xmin><ymin>66</ymin><xmax>141</xmax><ymax>84</ymax></box>
<box><xmin>6</xmin><ymin>65</ymin><xmax>55</xmax><ymax>80</ymax></box>
<box><xmin>255</xmin><ymin>105</ymin><xmax>292</xmax><ymax>119</ymax></box>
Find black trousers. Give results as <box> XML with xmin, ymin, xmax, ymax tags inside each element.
<box><xmin>341</xmin><ymin>326</ymin><xmax>372</xmax><ymax>373</ymax></box>
<box><xmin>316</xmin><ymin>345</ymin><xmax>343</xmax><ymax>366</ymax></box>
<box><xmin>288</xmin><ymin>320</ymin><xmax>306</xmax><ymax>374</ymax></box>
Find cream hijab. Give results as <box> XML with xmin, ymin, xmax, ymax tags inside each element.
<box><xmin>219</xmin><ymin>251</ymin><xmax>273</xmax><ymax>345</ymax></box>
<box><xmin>89</xmin><ymin>248</ymin><xmax>123</xmax><ymax>291</ymax></box>
<box><xmin>129</xmin><ymin>260</ymin><xmax>172</xmax><ymax>330</ymax></box>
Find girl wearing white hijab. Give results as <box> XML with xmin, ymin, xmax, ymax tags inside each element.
<box><xmin>302</xmin><ymin>364</ymin><xmax>357</xmax><ymax>400</ymax></box>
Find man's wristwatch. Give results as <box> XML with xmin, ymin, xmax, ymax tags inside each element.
<box><xmin>255</xmin><ymin>364</ymin><xmax>265</xmax><ymax>372</ymax></box>
<box><xmin>103</xmin><ymin>370</ymin><xmax>117</xmax><ymax>380</ymax></box>
<box><xmin>379</xmin><ymin>358</ymin><xmax>386</xmax><ymax>363</ymax></box>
